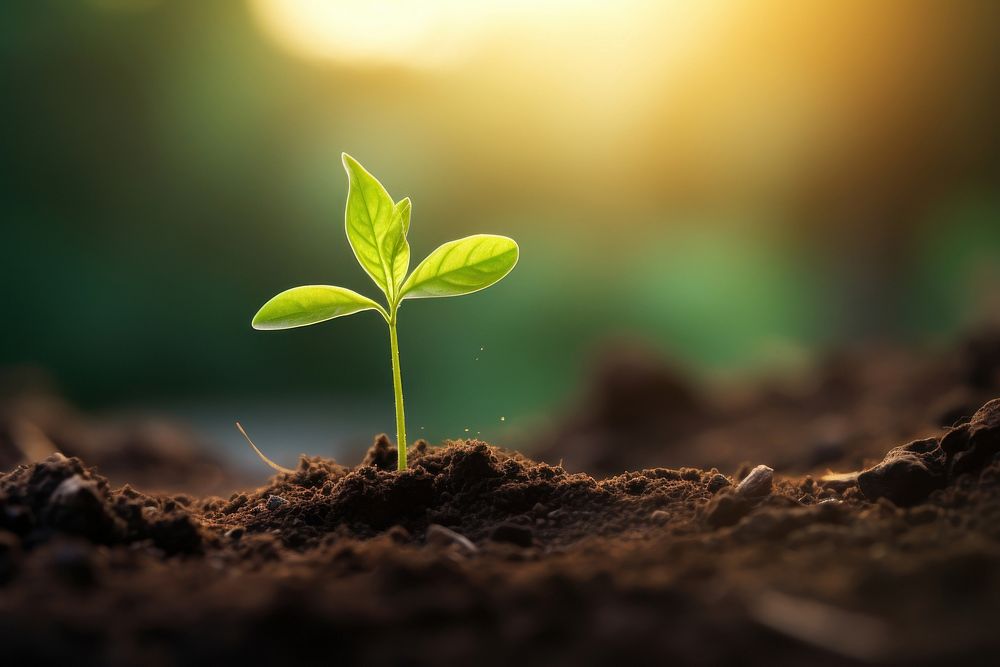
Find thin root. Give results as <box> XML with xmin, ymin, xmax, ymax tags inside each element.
<box><xmin>235</xmin><ymin>422</ymin><xmax>295</xmax><ymax>474</ymax></box>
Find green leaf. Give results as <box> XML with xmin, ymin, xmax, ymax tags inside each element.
<box><xmin>396</xmin><ymin>196</ymin><xmax>411</xmax><ymax>235</ymax></box>
<box><xmin>252</xmin><ymin>285</ymin><xmax>385</xmax><ymax>330</ymax></box>
<box><xmin>399</xmin><ymin>234</ymin><xmax>519</xmax><ymax>300</ymax></box>
<box><xmin>387</xmin><ymin>197</ymin><xmax>411</xmax><ymax>295</ymax></box>
<box><xmin>342</xmin><ymin>153</ymin><xmax>407</xmax><ymax>299</ymax></box>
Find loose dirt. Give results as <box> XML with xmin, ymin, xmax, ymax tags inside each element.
<box><xmin>2</xmin><ymin>335</ymin><xmax>1000</xmax><ymax>665</ymax></box>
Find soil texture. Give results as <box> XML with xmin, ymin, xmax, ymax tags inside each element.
<box><xmin>0</xmin><ymin>405</ymin><xmax>999</xmax><ymax>663</ymax></box>
<box><xmin>3</xmin><ymin>336</ymin><xmax>1000</xmax><ymax>664</ymax></box>
<box><xmin>534</xmin><ymin>329</ymin><xmax>1000</xmax><ymax>475</ymax></box>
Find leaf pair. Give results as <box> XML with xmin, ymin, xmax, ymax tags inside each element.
<box><xmin>252</xmin><ymin>154</ymin><xmax>518</xmax><ymax>330</ymax></box>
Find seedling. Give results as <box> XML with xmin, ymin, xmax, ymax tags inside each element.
<box><xmin>251</xmin><ymin>154</ymin><xmax>519</xmax><ymax>471</ymax></box>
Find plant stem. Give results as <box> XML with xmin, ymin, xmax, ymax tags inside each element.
<box><xmin>388</xmin><ymin>311</ymin><xmax>407</xmax><ymax>470</ymax></box>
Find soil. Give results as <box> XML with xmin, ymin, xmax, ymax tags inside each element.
<box><xmin>2</xmin><ymin>335</ymin><xmax>1000</xmax><ymax>665</ymax></box>
<box><xmin>534</xmin><ymin>329</ymin><xmax>1000</xmax><ymax>476</ymax></box>
<box><xmin>0</xmin><ymin>376</ymin><xmax>240</xmax><ymax>494</ymax></box>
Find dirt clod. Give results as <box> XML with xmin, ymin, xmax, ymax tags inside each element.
<box><xmin>489</xmin><ymin>522</ymin><xmax>534</xmax><ymax>548</ymax></box>
<box><xmin>707</xmin><ymin>473</ymin><xmax>731</xmax><ymax>493</ymax></box>
<box><xmin>941</xmin><ymin>397</ymin><xmax>1000</xmax><ymax>475</ymax></box>
<box><xmin>265</xmin><ymin>494</ymin><xmax>288</xmax><ymax>510</ymax></box>
<box><xmin>859</xmin><ymin>438</ymin><xmax>948</xmax><ymax>506</ymax></box>
<box><xmin>703</xmin><ymin>488</ymin><xmax>755</xmax><ymax>527</ymax></box>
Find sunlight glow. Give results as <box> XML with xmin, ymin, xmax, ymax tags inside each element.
<box><xmin>248</xmin><ymin>0</ymin><xmax>700</xmax><ymax>69</ymax></box>
<box><xmin>251</xmin><ymin>0</ymin><xmax>502</xmax><ymax>68</ymax></box>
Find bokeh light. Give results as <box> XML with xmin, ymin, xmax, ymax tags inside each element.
<box><xmin>2</xmin><ymin>0</ymin><xmax>998</xmax><ymax>458</ymax></box>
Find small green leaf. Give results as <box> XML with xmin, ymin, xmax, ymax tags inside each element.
<box><xmin>342</xmin><ymin>153</ymin><xmax>406</xmax><ymax>299</ymax></box>
<box><xmin>387</xmin><ymin>197</ymin><xmax>411</xmax><ymax>295</ymax></box>
<box><xmin>399</xmin><ymin>234</ymin><xmax>519</xmax><ymax>300</ymax></box>
<box><xmin>252</xmin><ymin>285</ymin><xmax>385</xmax><ymax>330</ymax></box>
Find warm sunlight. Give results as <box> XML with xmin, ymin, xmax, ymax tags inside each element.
<box><xmin>248</xmin><ymin>0</ymin><xmax>471</xmax><ymax>67</ymax></box>
<box><xmin>247</xmin><ymin>0</ymin><xmax>714</xmax><ymax>69</ymax></box>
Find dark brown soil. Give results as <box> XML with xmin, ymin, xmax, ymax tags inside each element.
<box><xmin>3</xmin><ymin>337</ymin><xmax>1000</xmax><ymax>665</ymax></box>
<box><xmin>534</xmin><ymin>329</ymin><xmax>1000</xmax><ymax>476</ymax></box>
<box><xmin>0</xmin><ymin>381</ymin><xmax>239</xmax><ymax>494</ymax></box>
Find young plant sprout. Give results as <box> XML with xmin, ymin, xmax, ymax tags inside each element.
<box><xmin>250</xmin><ymin>154</ymin><xmax>519</xmax><ymax>471</ymax></box>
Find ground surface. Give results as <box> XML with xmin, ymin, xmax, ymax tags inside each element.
<box><xmin>535</xmin><ymin>330</ymin><xmax>1000</xmax><ymax>476</ymax></box>
<box><xmin>2</xmin><ymin>334</ymin><xmax>1000</xmax><ymax>665</ymax></box>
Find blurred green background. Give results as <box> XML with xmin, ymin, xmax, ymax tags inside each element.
<box><xmin>2</xmin><ymin>0</ymin><xmax>999</xmax><ymax>454</ymax></box>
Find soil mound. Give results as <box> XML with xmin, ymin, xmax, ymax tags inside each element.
<box><xmin>0</xmin><ymin>453</ymin><xmax>203</xmax><ymax>555</ymax></box>
<box><xmin>209</xmin><ymin>436</ymin><xmax>722</xmax><ymax>550</ymax></box>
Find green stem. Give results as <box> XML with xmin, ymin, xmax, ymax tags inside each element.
<box><xmin>388</xmin><ymin>311</ymin><xmax>407</xmax><ymax>470</ymax></box>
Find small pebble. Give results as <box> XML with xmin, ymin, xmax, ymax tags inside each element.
<box><xmin>266</xmin><ymin>495</ymin><xmax>288</xmax><ymax>511</ymax></box>
<box><xmin>707</xmin><ymin>474</ymin><xmax>731</xmax><ymax>493</ymax></box>
<box><xmin>650</xmin><ymin>509</ymin><xmax>670</xmax><ymax>523</ymax></box>
<box><xmin>736</xmin><ymin>465</ymin><xmax>773</xmax><ymax>498</ymax></box>
<box><xmin>426</xmin><ymin>524</ymin><xmax>478</xmax><ymax>555</ymax></box>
